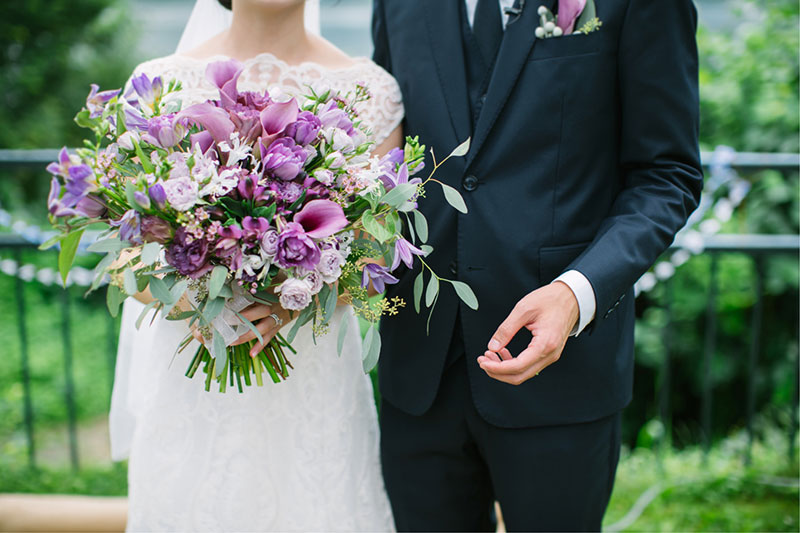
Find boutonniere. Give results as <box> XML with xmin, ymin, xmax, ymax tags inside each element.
<box><xmin>535</xmin><ymin>0</ymin><xmax>602</xmax><ymax>39</ymax></box>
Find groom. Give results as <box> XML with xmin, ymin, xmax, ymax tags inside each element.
<box><xmin>373</xmin><ymin>0</ymin><xmax>702</xmax><ymax>531</ymax></box>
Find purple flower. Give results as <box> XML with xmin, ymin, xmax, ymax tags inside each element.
<box><xmin>293</xmin><ymin>199</ymin><xmax>348</xmax><ymax>239</ymax></box>
<box><xmin>162</xmin><ymin>177</ymin><xmax>198</xmax><ymax>211</ymax></box>
<box><xmin>165</xmin><ymin>226</ymin><xmax>212</xmax><ymax>279</ymax></box>
<box><xmin>285</xmin><ymin>111</ymin><xmax>322</xmax><ymax>145</ymax></box>
<box><xmin>260</xmin><ymin>228</ymin><xmax>280</xmax><ymax>258</ymax></box>
<box><xmin>276</xmin><ymin>277</ymin><xmax>313</xmax><ymax>311</ymax></box>
<box><xmin>237</xmin><ymin>174</ymin><xmax>268</xmax><ymax>202</ymax></box>
<box><xmin>127</xmin><ymin>73</ymin><xmax>163</xmax><ymax>108</ymax></box>
<box><xmin>318</xmin><ymin>100</ymin><xmax>353</xmax><ymax>132</ymax></box>
<box><xmin>65</xmin><ymin>164</ymin><xmax>94</xmax><ymax>198</ymax></box>
<box><xmin>206</xmin><ymin>59</ymin><xmax>244</xmax><ymax>109</ymax></box>
<box><xmin>275</xmin><ymin>222</ymin><xmax>321</xmax><ymax>270</ymax></box>
<box><xmin>380</xmin><ymin>161</ymin><xmax>421</xmax><ymax>193</ymax></box>
<box><xmin>144</xmin><ymin>114</ymin><xmax>187</xmax><ymax>148</ymax></box>
<box><xmin>242</xmin><ymin>216</ymin><xmax>270</xmax><ymax>242</ymax></box>
<box><xmin>111</xmin><ymin>209</ymin><xmax>142</xmax><ymax>244</ymax></box>
<box><xmin>259</xmin><ymin>99</ymin><xmax>300</xmax><ymax>148</ymax></box>
<box><xmin>391</xmin><ymin>238</ymin><xmax>426</xmax><ymax>270</ymax></box>
<box><xmin>272</xmin><ymin>180</ymin><xmax>303</xmax><ymax>204</ymax></box>
<box><xmin>46</xmin><ymin>147</ymin><xmax>72</xmax><ymax>177</ymax></box>
<box><xmin>261</xmin><ymin>137</ymin><xmax>306</xmax><ymax>181</ymax></box>
<box><xmin>86</xmin><ymin>84</ymin><xmax>120</xmax><ymax>119</ymax></box>
<box><xmin>302</xmin><ymin>270</ymin><xmax>324</xmax><ymax>295</ymax></box>
<box><xmin>361</xmin><ymin>263</ymin><xmax>399</xmax><ymax>293</ymax></box>
<box><xmin>215</xmin><ymin>225</ymin><xmax>244</xmax><ymax>271</ymax></box>
<box><xmin>140</xmin><ymin>216</ymin><xmax>172</xmax><ymax>244</ymax></box>
<box><xmin>123</xmin><ymin>106</ymin><xmax>150</xmax><ymax>132</ymax></box>
<box><xmin>557</xmin><ymin>0</ymin><xmax>587</xmax><ymax>34</ymax></box>
<box><xmin>177</xmin><ymin>102</ymin><xmax>235</xmax><ymax>144</ymax></box>
<box><xmin>133</xmin><ymin>190</ymin><xmax>151</xmax><ymax>210</ymax></box>
<box><xmin>317</xmin><ymin>248</ymin><xmax>344</xmax><ymax>283</ymax></box>
<box><xmin>47</xmin><ymin>178</ymin><xmax>98</xmax><ymax>218</ymax></box>
<box><xmin>75</xmin><ymin>195</ymin><xmax>107</xmax><ymax>219</ymax></box>
<box><xmin>149</xmin><ymin>183</ymin><xmax>167</xmax><ymax>209</ymax></box>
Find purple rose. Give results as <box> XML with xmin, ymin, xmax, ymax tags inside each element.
<box><xmin>165</xmin><ymin>226</ymin><xmax>212</xmax><ymax>279</ymax></box>
<box><xmin>140</xmin><ymin>215</ymin><xmax>173</xmax><ymax>244</ymax></box>
<box><xmin>317</xmin><ymin>248</ymin><xmax>344</xmax><ymax>283</ymax></box>
<box><xmin>162</xmin><ymin>177</ymin><xmax>198</xmax><ymax>211</ymax></box>
<box><xmin>275</xmin><ymin>222</ymin><xmax>321</xmax><ymax>271</ymax></box>
<box><xmin>302</xmin><ymin>270</ymin><xmax>324</xmax><ymax>295</ymax></box>
<box><xmin>277</xmin><ymin>277</ymin><xmax>313</xmax><ymax>311</ymax></box>
<box><xmin>260</xmin><ymin>228</ymin><xmax>280</xmax><ymax>258</ymax></box>
<box><xmin>261</xmin><ymin>137</ymin><xmax>306</xmax><ymax>181</ymax></box>
<box><xmin>285</xmin><ymin>111</ymin><xmax>322</xmax><ymax>145</ymax></box>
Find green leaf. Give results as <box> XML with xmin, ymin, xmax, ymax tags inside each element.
<box><xmin>74</xmin><ymin>110</ymin><xmax>96</xmax><ymax>129</ymax></box>
<box><xmin>321</xmin><ymin>284</ymin><xmax>338</xmax><ymax>325</ymax></box>
<box><xmin>212</xmin><ymin>333</ymin><xmax>227</xmax><ymax>378</ymax></box>
<box><xmin>252</xmin><ymin>203</ymin><xmax>276</xmax><ymax>221</ymax></box>
<box><xmin>203</xmin><ymin>297</ymin><xmax>226</xmax><ymax>323</ymax></box>
<box><xmin>448</xmin><ymin>138</ymin><xmax>471</xmax><ymax>158</ymax></box>
<box><xmin>451</xmin><ymin>280</ymin><xmax>479</xmax><ymax>310</ymax></box>
<box><xmin>440</xmin><ymin>182</ymin><xmax>468</xmax><ymax>214</ymax></box>
<box><xmin>220</xmin><ymin>197</ymin><xmax>245</xmax><ymax>218</ymax></box>
<box><xmin>337</xmin><ymin>319</ymin><xmax>350</xmax><ymax>357</ymax></box>
<box><xmin>125</xmin><ymin>181</ymin><xmax>142</xmax><ymax>213</ymax></box>
<box><xmin>123</xmin><ymin>268</ymin><xmax>137</xmax><ymax>296</ymax></box>
<box><xmin>38</xmin><ymin>233</ymin><xmax>65</xmax><ymax>251</ymax></box>
<box><xmin>141</xmin><ymin>242</ymin><xmax>160</xmax><ymax>266</ymax></box>
<box><xmin>405</xmin><ymin>213</ymin><xmax>416</xmax><ymax>243</ymax></box>
<box><xmin>135</xmin><ymin>300</ymin><xmax>159</xmax><ymax>329</ymax></box>
<box><xmin>413</xmin><ymin>271</ymin><xmax>424</xmax><ymax>313</ymax></box>
<box><xmin>133</xmin><ymin>140</ymin><xmax>154</xmax><ymax>174</ymax></box>
<box><xmin>420</xmin><ymin>244</ymin><xmax>434</xmax><ymax>256</ymax></box>
<box><xmin>287</xmin><ymin>305</ymin><xmax>315</xmax><ymax>344</ymax></box>
<box><xmin>208</xmin><ymin>265</ymin><xmax>228</xmax><ymax>300</ymax></box>
<box><xmin>148</xmin><ymin>276</ymin><xmax>172</xmax><ymax>304</ymax></box>
<box><xmin>106</xmin><ymin>285</ymin><xmax>123</xmax><ymax>318</ymax></box>
<box><xmin>412</xmin><ymin>210</ymin><xmax>429</xmax><ymax>242</ymax></box>
<box><xmin>233</xmin><ymin>310</ymin><xmax>264</xmax><ymax>345</ymax></box>
<box><xmin>170</xmin><ymin>279</ymin><xmax>189</xmax><ymax>302</ymax></box>
<box><xmin>58</xmin><ymin>229</ymin><xmax>84</xmax><ymax>284</ymax></box>
<box><xmin>380</xmin><ymin>182</ymin><xmax>418</xmax><ymax>208</ymax></box>
<box><xmin>361</xmin><ymin>210</ymin><xmax>393</xmax><ymax>243</ymax></box>
<box><xmin>361</xmin><ymin>325</ymin><xmax>382</xmax><ymax>373</ymax></box>
<box><xmin>87</xmin><ymin>237</ymin><xmax>127</xmax><ymax>253</ymax></box>
<box><xmin>425</xmin><ymin>275</ymin><xmax>440</xmax><ymax>308</ymax></box>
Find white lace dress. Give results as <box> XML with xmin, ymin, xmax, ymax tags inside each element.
<box><xmin>109</xmin><ymin>53</ymin><xmax>403</xmax><ymax>532</ymax></box>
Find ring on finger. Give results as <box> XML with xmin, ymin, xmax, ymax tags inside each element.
<box><xmin>268</xmin><ymin>313</ymin><xmax>283</xmax><ymax>328</ymax></box>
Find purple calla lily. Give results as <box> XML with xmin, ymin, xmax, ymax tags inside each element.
<box><xmin>361</xmin><ymin>263</ymin><xmax>399</xmax><ymax>293</ymax></box>
<box><xmin>206</xmin><ymin>59</ymin><xmax>245</xmax><ymax>109</ymax></box>
<box><xmin>557</xmin><ymin>0</ymin><xmax>587</xmax><ymax>34</ymax></box>
<box><xmin>293</xmin><ymin>199</ymin><xmax>348</xmax><ymax>239</ymax></box>
<box><xmin>177</xmin><ymin>102</ymin><xmax>235</xmax><ymax>144</ymax></box>
<box><xmin>391</xmin><ymin>238</ymin><xmax>426</xmax><ymax>270</ymax></box>
<box><xmin>259</xmin><ymin>99</ymin><xmax>299</xmax><ymax>149</ymax></box>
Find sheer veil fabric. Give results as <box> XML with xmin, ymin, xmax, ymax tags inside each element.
<box><xmin>109</xmin><ymin>0</ymin><xmax>321</xmax><ymax>462</ymax></box>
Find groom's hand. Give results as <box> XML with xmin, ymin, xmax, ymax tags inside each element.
<box><xmin>477</xmin><ymin>282</ymin><xmax>580</xmax><ymax>385</ymax></box>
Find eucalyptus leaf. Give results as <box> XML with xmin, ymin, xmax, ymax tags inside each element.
<box><xmin>420</xmin><ymin>244</ymin><xmax>434</xmax><ymax>256</ymax></box>
<box><xmin>38</xmin><ymin>233</ymin><xmax>65</xmax><ymax>251</ymax></box>
<box><xmin>287</xmin><ymin>305</ymin><xmax>314</xmax><ymax>344</ymax></box>
<box><xmin>208</xmin><ymin>265</ymin><xmax>228</xmax><ymax>300</ymax></box>
<box><xmin>448</xmin><ymin>138</ymin><xmax>471</xmax><ymax>158</ymax></box>
<box><xmin>135</xmin><ymin>300</ymin><xmax>158</xmax><ymax>329</ymax></box>
<box><xmin>405</xmin><ymin>213</ymin><xmax>416</xmax><ymax>243</ymax></box>
<box><xmin>148</xmin><ymin>276</ymin><xmax>173</xmax><ymax>304</ymax></box>
<box><xmin>451</xmin><ymin>280</ymin><xmax>479</xmax><ymax>310</ymax></box>
<box><xmin>361</xmin><ymin>325</ymin><xmax>381</xmax><ymax>373</ymax></box>
<box><xmin>440</xmin><ymin>182</ymin><xmax>468</xmax><ymax>214</ymax></box>
<box><xmin>425</xmin><ymin>275</ymin><xmax>440</xmax><ymax>308</ymax></box>
<box><xmin>361</xmin><ymin>210</ymin><xmax>393</xmax><ymax>243</ymax></box>
<box><xmin>234</xmin><ymin>310</ymin><xmax>264</xmax><ymax>345</ymax></box>
<box><xmin>203</xmin><ymin>297</ymin><xmax>226</xmax><ymax>323</ymax></box>
<box><xmin>381</xmin><ymin>182</ymin><xmax>418</xmax><ymax>208</ymax></box>
<box><xmin>106</xmin><ymin>284</ymin><xmax>122</xmax><ymax>317</ymax></box>
<box><xmin>141</xmin><ymin>242</ymin><xmax>161</xmax><ymax>266</ymax></box>
<box><xmin>87</xmin><ymin>238</ymin><xmax>127</xmax><ymax>253</ymax></box>
<box><xmin>336</xmin><ymin>319</ymin><xmax>350</xmax><ymax>357</ymax></box>
<box><xmin>413</xmin><ymin>271</ymin><xmax>424</xmax><ymax>313</ymax></box>
<box><xmin>170</xmin><ymin>279</ymin><xmax>189</xmax><ymax>302</ymax></box>
<box><xmin>412</xmin><ymin>210</ymin><xmax>429</xmax><ymax>242</ymax></box>
<box><xmin>58</xmin><ymin>229</ymin><xmax>84</xmax><ymax>284</ymax></box>
<box><xmin>322</xmin><ymin>284</ymin><xmax>338</xmax><ymax>325</ymax></box>
<box><xmin>123</xmin><ymin>268</ymin><xmax>137</xmax><ymax>296</ymax></box>
<box><xmin>212</xmin><ymin>333</ymin><xmax>227</xmax><ymax>378</ymax></box>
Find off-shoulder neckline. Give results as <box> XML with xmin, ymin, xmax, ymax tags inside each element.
<box><xmin>166</xmin><ymin>51</ymin><xmax>373</xmax><ymax>74</ymax></box>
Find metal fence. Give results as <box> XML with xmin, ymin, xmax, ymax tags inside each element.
<box><xmin>0</xmin><ymin>149</ymin><xmax>797</xmax><ymax>472</ymax></box>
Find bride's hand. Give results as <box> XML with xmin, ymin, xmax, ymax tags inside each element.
<box><xmin>230</xmin><ymin>303</ymin><xmax>293</xmax><ymax>357</ymax></box>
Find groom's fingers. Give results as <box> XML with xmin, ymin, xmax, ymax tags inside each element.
<box><xmin>487</xmin><ymin>301</ymin><xmax>531</xmax><ymax>352</ymax></box>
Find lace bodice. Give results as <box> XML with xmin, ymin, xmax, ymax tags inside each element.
<box><xmin>131</xmin><ymin>52</ymin><xmax>404</xmax><ymax>146</ymax></box>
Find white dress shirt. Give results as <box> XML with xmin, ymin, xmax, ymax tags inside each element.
<box><xmin>464</xmin><ymin>0</ymin><xmax>597</xmax><ymax>336</ymax></box>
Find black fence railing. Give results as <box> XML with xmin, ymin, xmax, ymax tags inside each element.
<box><xmin>0</xmin><ymin>149</ymin><xmax>798</xmax><ymax>472</ymax></box>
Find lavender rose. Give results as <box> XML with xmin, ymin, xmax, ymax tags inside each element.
<box><xmin>260</xmin><ymin>228</ymin><xmax>280</xmax><ymax>258</ymax></box>
<box><xmin>275</xmin><ymin>222</ymin><xmax>321</xmax><ymax>270</ymax></box>
<box><xmin>162</xmin><ymin>176</ymin><xmax>198</xmax><ymax>211</ymax></box>
<box><xmin>277</xmin><ymin>277</ymin><xmax>313</xmax><ymax>311</ymax></box>
<box><xmin>316</xmin><ymin>248</ymin><xmax>344</xmax><ymax>283</ymax></box>
<box><xmin>303</xmin><ymin>270</ymin><xmax>324</xmax><ymax>295</ymax></box>
<box><xmin>165</xmin><ymin>226</ymin><xmax>212</xmax><ymax>279</ymax></box>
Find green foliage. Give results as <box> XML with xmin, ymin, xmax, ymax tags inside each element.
<box><xmin>697</xmin><ymin>0</ymin><xmax>799</xmax><ymax>152</ymax></box>
<box><xmin>0</xmin><ymin>463</ymin><xmax>127</xmax><ymax>496</ymax></box>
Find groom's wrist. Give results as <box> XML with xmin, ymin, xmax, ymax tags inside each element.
<box><xmin>553</xmin><ymin>270</ymin><xmax>596</xmax><ymax>337</ymax></box>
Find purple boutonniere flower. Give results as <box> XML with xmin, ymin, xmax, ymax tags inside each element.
<box><xmin>557</xmin><ymin>0</ymin><xmax>587</xmax><ymax>35</ymax></box>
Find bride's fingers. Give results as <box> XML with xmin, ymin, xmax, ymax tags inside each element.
<box><xmin>239</xmin><ymin>303</ymin><xmax>273</xmax><ymax>322</ymax></box>
<box><xmin>231</xmin><ymin>318</ymin><xmax>275</xmax><ymax>346</ymax></box>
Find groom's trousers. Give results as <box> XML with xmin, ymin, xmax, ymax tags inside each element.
<box><xmin>380</xmin><ymin>317</ymin><xmax>622</xmax><ymax>532</ymax></box>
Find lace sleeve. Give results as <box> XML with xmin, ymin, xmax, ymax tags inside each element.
<box><xmin>354</xmin><ymin>63</ymin><xmax>405</xmax><ymax>147</ymax></box>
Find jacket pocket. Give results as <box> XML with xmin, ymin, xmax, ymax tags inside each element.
<box><xmin>539</xmin><ymin>242</ymin><xmax>591</xmax><ymax>283</ymax></box>
<box><xmin>528</xmin><ymin>32</ymin><xmax>614</xmax><ymax>62</ymax></box>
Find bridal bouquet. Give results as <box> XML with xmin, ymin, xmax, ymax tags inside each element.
<box><xmin>44</xmin><ymin>59</ymin><xmax>477</xmax><ymax>392</ymax></box>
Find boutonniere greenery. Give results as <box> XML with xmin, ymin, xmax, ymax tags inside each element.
<box><xmin>535</xmin><ymin>0</ymin><xmax>602</xmax><ymax>39</ymax></box>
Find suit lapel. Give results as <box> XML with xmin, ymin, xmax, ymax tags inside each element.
<box><xmin>423</xmin><ymin>1</ymin><xmax>472</xmax><ymax>150</ymax></box>
<box><xmin>466</xmin><ymin>0</ymin><xmax>554</xmax><ymax>168</ymax></box>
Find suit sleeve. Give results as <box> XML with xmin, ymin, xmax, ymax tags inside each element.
<box><xmin>371</xmin><ymin>0</ymin><xmax>393</xmax><ymax>74</ymax></box>
<box><xmin>569</xmin><ymin>0</ymin><xmax>704</xmax><ymax>321</ymax></box>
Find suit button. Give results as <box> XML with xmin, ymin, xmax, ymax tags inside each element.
<box><xmin>462</xmin><ymin>175</ymin><xmax>478</xmax><ymax>192</ymax></box>
<box><xmin>449</xmin><ymin>261</ymin><xmax>458</xmax><ymax>275</ymax></box>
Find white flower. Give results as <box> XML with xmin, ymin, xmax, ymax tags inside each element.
<box><xmin>330</xmin><ymin>128</ymin><xmax>356</xmax><ymax>153</ymax></box>
<box><xmin>241</xmin><ymin>253</ymin><xmax>267</xmax><ymax>278</ymax></box>
<box><xmin>199</xmin><ymin>168</ymin><xmax>239</xmax><ymax>198</ymax></box>
<box><xmin>162</xmin><ymin>177</ymin><xmax>198</xmax><ymax>211</ymax></box>
<box><xmin>117</xmin><ymin>131</ymin><xmax>139</xmax><ymax>151</ymax></box>
<box><xmin>218</xmin><ymin>133</ymin><xmax>253</xmax><ymax>167</ymax></box>
<box><xmin>313</xmin><ymin>169</ymin><xmax>335</xmax><ymax>186</ymax></box>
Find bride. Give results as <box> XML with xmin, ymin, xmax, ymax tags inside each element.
<box><xmin>109</xmin><ymin>0</ymin><xmax>403</xmax><ymax>530</ymax></box>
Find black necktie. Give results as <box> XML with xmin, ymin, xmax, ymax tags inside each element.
<box><xmin>472</xmin><ymin>0</ymin><xmax>504</xmax><ymax>65</ymax></box>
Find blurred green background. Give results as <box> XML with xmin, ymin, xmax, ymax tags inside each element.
<box><xmin>0</xmin><ymin>0</ymin><xmax>798</xmax><ymax>531</ymax></box>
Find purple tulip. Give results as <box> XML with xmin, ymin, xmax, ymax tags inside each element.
<box><xmin>285</xmin><ymin>111</ymin><xmax>322</xmax><ymax>145</ymax></box>
<box><xmin>261</xmin><ymin>137</ymin><xmax>306</xmax><ymax>181</ymax></box>
<box><xmin>293</xmin><ymin>199</ymin><xmax>348</xmax><ymax>239</ymax></box>
<box><xmin>259</xmin><ymin>99</ymin><xmax>299</xmax><ymax>148</ymax></box>
<box><xmin>206</xmin><ymin>59</ymin><xmax>244</xmax><ymax>109</ymax></box>
<box><xmin>111</xmin><ymin>209</ymin><xmax>142</xmax><ymax>244</ymax></box>
<box><xmin>134</xmin><ymin>190</ymin><xmax>151</xmax><ymax>210</ymax></box>
<box><xmin>242</xmin><ymin>216</ymin><xmax>270</xmax><ymax>242</ymax></box>
<box><xmin>165</xmin><ymin>226</ymin><xmax>212</xmax><ymax>279</ymax></box>
<box><xmin>149</xmin><ymin>183</ymin><xmax>167</xmax><ymax>209</ymax></box>
<box><xmin>318</xmin><ymin>100</ymin><xmax>354</xmax><ymax>132</ymax></box>
<box><xmin>557</xmin><ymin>0</ymin><xmax>587</xmax><ymax>34</ymax></box>
<box><xmin>86</xmin><ymin>84</ymin><xmax>120</xmax><ymax>119</ymax></box>
<box><xmin>361</xmin><ymin>263</ymin><xmax>399</xmax><ymax>293</ymax></box>
<box><xmin>140</xmin><ymin>216</ymin><xmax>172</xmax><ymax>244</ymax></box>
<box><xmin>145</xmin><ymin>114</ymin><xmax>186</xmax><ymax>148</ymax></box>
<box><xmin>391</xmin><ymin>238</ymin><xmax>426</xmax><ymax>270</ymax></box>
<box><xmin>275</xmin><ymin>222</ymin><xmax>321</xmax><ymax>270</ymax></box>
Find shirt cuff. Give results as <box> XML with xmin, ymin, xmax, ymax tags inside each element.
<box><xmin>553</xmin><ymin>270</ymin><xmax>596</xmax><ymax>337</ymax></box>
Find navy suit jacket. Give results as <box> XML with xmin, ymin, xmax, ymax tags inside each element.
<box><xmin>372</xmin><ymin>0</ymin><xmax>703</xmax><ymax>427</ymax></box>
